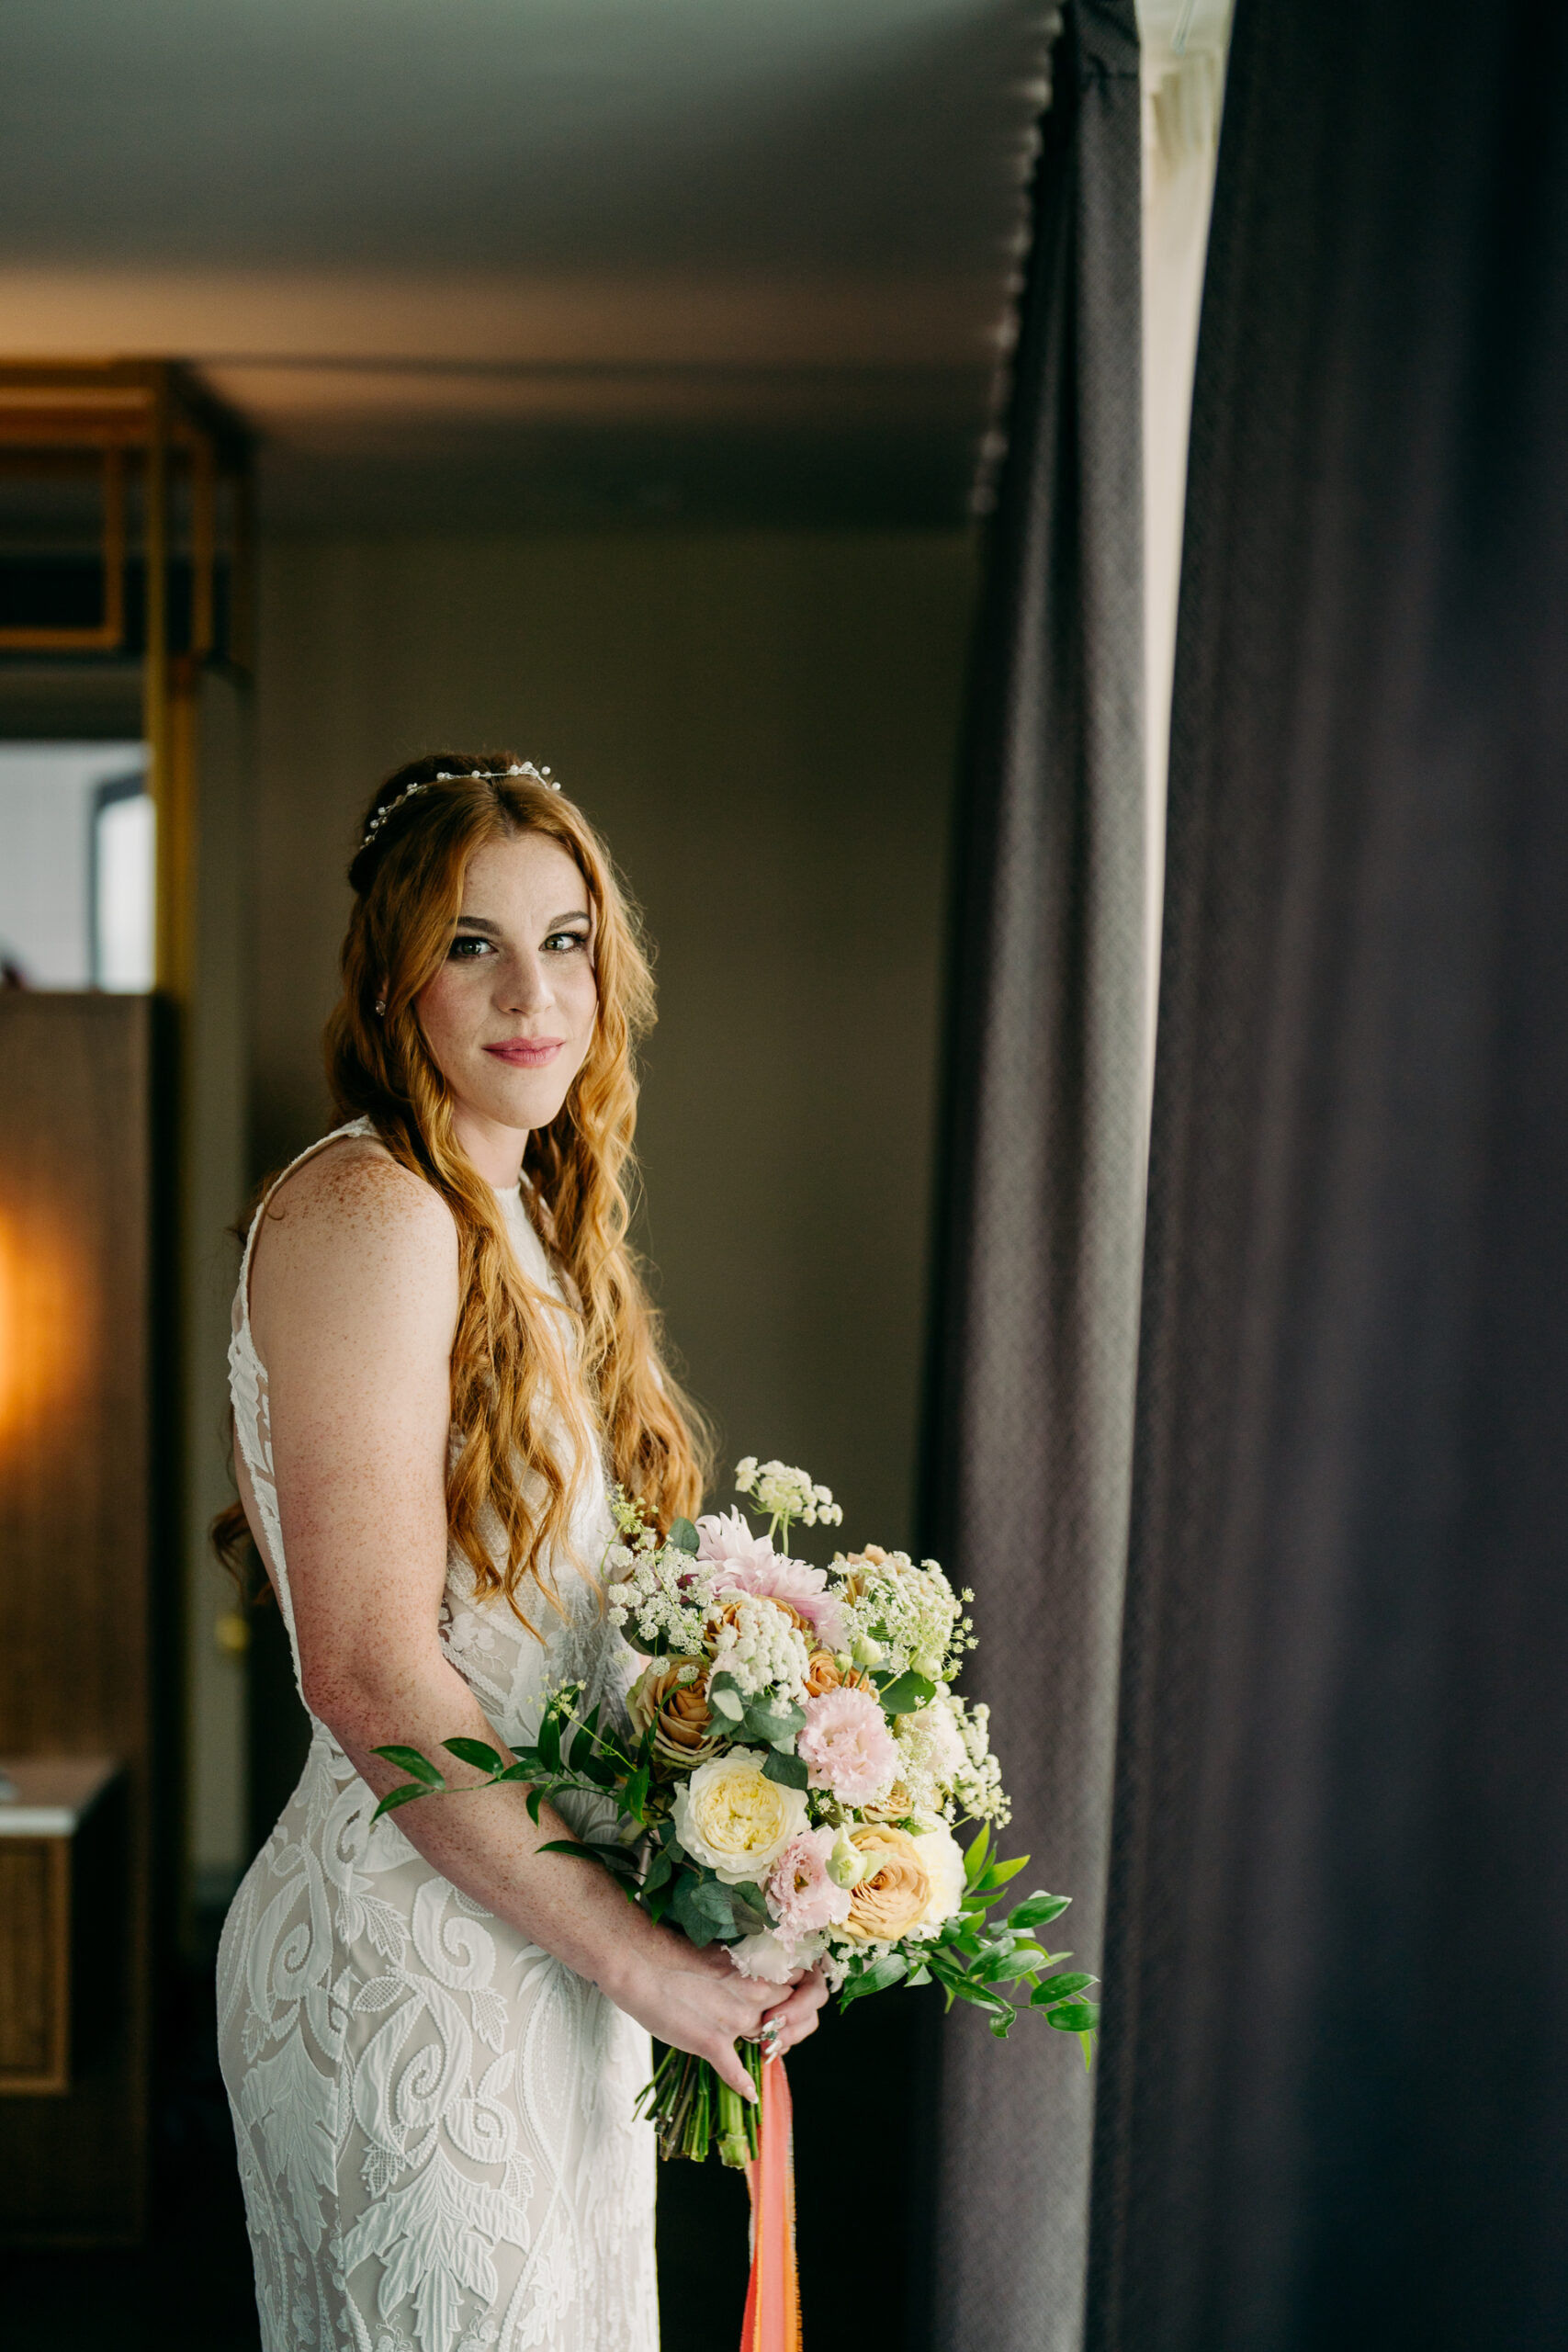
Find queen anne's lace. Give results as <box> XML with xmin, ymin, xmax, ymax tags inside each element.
<box><xmin>219</xmin><ymin>1123</ymin><xmax>656</xmax><ymax>2352</ymax></box>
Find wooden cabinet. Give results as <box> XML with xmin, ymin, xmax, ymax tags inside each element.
<box><xmin>0</xmin><ymin>1758</ymin><xmax>124</xmax><ymax>2097</ymax></box>
<box><xmin>0</xmin><ymin>997</ymin><xmax>161</xmax><ymax>2244</ymax></box>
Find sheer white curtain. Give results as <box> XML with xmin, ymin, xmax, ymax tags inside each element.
<box><xmin>1136</xmin><ymin>0</ymin><xmax>1234</xmax><ymax>1097</ymax></box>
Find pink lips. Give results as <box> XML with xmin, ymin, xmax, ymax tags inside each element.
<box><xmin>483</xmin><ymin>1038</ymin><xmax>564</xmax><ymax>1069</ymax></box>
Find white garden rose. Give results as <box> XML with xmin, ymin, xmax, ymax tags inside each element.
<box><xmin>671</xmin><ymin>1748</ymin><xmax>808</xmax><ymax>1885</ymax></box>
<box><xmin>910</xmin><ymin>1822</ymin><xmax>967</xmax><ymax>1936</ymax></box>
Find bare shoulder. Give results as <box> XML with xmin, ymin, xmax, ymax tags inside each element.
<box><xmin>250</xmin><ymin>1134</ymin><xmax>458</xmax><ymax>1360</ymax></box>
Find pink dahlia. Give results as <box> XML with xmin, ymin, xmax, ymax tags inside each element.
<box><xmin>796</xmin><ymin>1686</ymin><xmax>898</xmax><ymax>1806</ymax></box>
<box><xmin>767</xmin><ymin>1827</ymin><xmax>852</xmax><ymax>1939</ymax></box>
<box><xmin>696</xmin><ymin>1510</ymin><xmax>846</xmax><ymax>1645</ymax></box>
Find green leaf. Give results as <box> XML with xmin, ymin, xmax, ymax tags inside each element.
<box><xmin>708</xmin><ymin>1672</ymin><xmax>745</xmax><ymax>1724</ymax></box>
<box><xmin>537</xmin><ymin>1711</ymin><xmax>562</xmax><ymax>1775</ymax></box>
<box><xmin>1031</xmin><ymin>1972</ymin><xmax>1095</xmax><ymax>2007</ymax></box>
<box><xmin>840</xmin><ymin>1953</ymin><xmax>908</xmax><ymax>2006</ymax></box>
<box><xmin>496</xmin><ymin>1757</ymin><xmax>538</xmax><ymax>1783</ymax></box>
<box><xmin>964</xmin><ymin>1825</ymin><xmax>992</xmax><ymax>1887</ymax></box>
<box><xmin>740</xmin><ymin>1698</ymin><xmax>806</xmax><ymax>1748</ymax></box>
<box><xmin>525</xmin><ymin>1787</ymin><xmax>547</xmax><ymax>1825</ymax></box>
<box><xmin>973</xmin><ymin>1857</ymin><xmax>1029</xmax><ymax>1894</ymax></box>
<box><xmin>1080</xmin><ymin>2030</ymin><xmax>1097</xmax><ymax>2071</ymax></box>
<box><xmin>671</xmin><ymin>1873</ymin><xmax>737</xmax><ymax>1948</ymax></box>
<box><xmin>971</xmin><ymin>1950</ymin><xmax>1045</xmax><ymax>1984</ymax></box>
<box><xmin>640</xmin><ymin>1847</ymin><xmax>673</xmax><ymax>1896</ymax></box>
<box><xmin>370</xmin><ymin>1744</ymin><xmax>446</xmax><ymax>1789</ymax></box>
<box><xmin>989</xmin><ymin>2011</ymin><xmax>1014</xmax><ymax>2039</ymax></box>
<box><xmin>1007</xmin><ymin>1891</ymin><xmax>1071</xmax><ymax>1931</ymax></box>
<box><xmin>540</xmin><ymin>1838</ymin><xmax>640</xmax><ymax>1881</ymax></box>
<box><xmin>370</xmin><ymin>1781</ymin><xmax>433</xmax><ymax>1821</ymax></box>
<box><xmin>668</xmin><ymin>1516</ymin><xmax>701</xmax><ymax>1555</ymax></box>
<box><xmin>905</xmin><ymin>1963</ymin><xmax>931</xmax><ymax>1987</ymax></box>
<box><xmin>876</xmin><ymin>1670</ymin><xmax>937</xmax><ymax>1717</ymax></box>
<box><xmin>626</xmin><ymin>1766</ymin><xmax>650</xmax><ymax>1822</ymax></box>
<box><xmin>442</xmin><ymin>1736</ymin><xmax>504</xmax><ymax>1775</ymax></box>
<box><xmin>761</xmin><ymin>1748</ymin><xmax>808</xmax><ymax>1791</ymax></box>
<box><xmin>728</xmin><ymin>1881</ymin><xmax>773</xmax><ymax>1937</ymax></box>
<box><xmin>1043</xmin><ymin>1999</ymin><xmax>1100</xmax><ymax>2033</ymax></box>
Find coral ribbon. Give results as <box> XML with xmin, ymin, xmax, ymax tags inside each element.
<box><xmin>742</xmin><ymin>2053</ymin><xmax>802</xmax><ymax>2352</ymax></box>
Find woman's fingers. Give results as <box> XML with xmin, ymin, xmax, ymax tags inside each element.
<box><xmin>706</xmin><ymin>2034</ymin><xmax>759</xmax><ymax>2102</ymax></box>
<box><xmin>759</xmin><ymin>1962</ymin><xmax>831</xmax><ymax>2054</ymax></box>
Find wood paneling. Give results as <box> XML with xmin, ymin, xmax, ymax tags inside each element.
<box><xmin>0</xmin><ymin>994</ymin><xmax>161</xmax><ymax>2242</ymax></box>
<box><xmin>0</xmin><ymin>1844</ymin><xmax>63</xmax><ymax>2084</ymax></box>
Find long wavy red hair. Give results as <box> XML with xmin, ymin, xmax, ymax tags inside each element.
<box><xmin>219</xmin><ymin>752</ymin><xmax>710</xmax><ymax>1632</ymax></box>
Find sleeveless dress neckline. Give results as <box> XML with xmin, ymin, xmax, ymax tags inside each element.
<box><xmin>218</xmin><ymin>1119</ymin><xmax>658</xmax><ymax>2352</ymax></box>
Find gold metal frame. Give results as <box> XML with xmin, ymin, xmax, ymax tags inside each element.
<box><xmin>0</xmin><ymin>359</ymin><xmax>253</xmax><ymax>996</ymax></box>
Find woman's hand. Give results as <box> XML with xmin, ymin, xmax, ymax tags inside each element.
<box><xmin>611</xmin><ymin>1930</ymin><xmax>782</xmax><ymax>2101</ymax></box>
<box><xmin>757</xmin><ymin>1961</ymin><xmax>830</xmax><ymax>2058</ymax></box>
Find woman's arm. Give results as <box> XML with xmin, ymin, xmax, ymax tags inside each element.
<box><xmin>245</xmin><ymin>1141</ymin><xmax>809</xmax><ymax>2094</ymax></box>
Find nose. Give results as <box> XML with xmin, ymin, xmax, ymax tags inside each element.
<box><xmin>501</xmin><ymin>946</ymin><xmax>554</xmax><ymax>1015</ymax></box>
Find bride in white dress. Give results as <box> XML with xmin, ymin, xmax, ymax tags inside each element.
<box><xmin>215</xmin><ymin>756</ymin><xmax>827</xmax><ymax>2352</ymax></box>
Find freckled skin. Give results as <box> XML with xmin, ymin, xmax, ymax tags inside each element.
<box><xmin>241</xmin><ymin>831</ymin><xmax>826</xmax><ymax>2087</ymax></box>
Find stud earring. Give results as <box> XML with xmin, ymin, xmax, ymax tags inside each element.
<box><xmin>374</xmin><ymin>997</ymin><xmax>387</xmax><ymax>1017</ymax></box>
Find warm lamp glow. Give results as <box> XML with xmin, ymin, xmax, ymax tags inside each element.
<box><xmin>0</xmin><ymin>1208</ymin><xmax>85</xmax><ymax>1446</ymax></box>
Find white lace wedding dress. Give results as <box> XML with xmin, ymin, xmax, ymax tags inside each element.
<box><xmin>218</xmin><ymin>1123</ymin><xmax>659</xmax><ymax>2352</ymax></box>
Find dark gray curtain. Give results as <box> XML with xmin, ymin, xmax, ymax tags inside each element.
<box><xmin>921</xmin><ymin>7</ymin><xmax>1145</xmax><ymax>2349</ymax></box>
<box><xmin>1089</xmin><ymin>3</ymin><xmax>1568</xmax><ymax>2347</ymax></box>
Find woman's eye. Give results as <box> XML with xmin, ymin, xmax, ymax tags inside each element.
<box><xmin>544</xmin><ymin>930</ymin><xmax>590</xmax><ymax>954</ymax></box>
<box><xmin>449</xmin><ymin>934</ymin><xmax>494</xmax><ymax>959</ymax></box>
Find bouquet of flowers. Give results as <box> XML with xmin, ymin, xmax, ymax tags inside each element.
<box><xmin>371</xmin><ymin>1457</ymin><xmax>1098</xmax><ymax>2175</ymax></box>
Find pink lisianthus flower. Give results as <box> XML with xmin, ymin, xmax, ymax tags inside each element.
<box><xmin>767</xmin><ymin>1827</ymin><xmax>852</xmax><ymax>1939</ymax></box>
<box><xmin>696</xmin><ymin>1509</ymin><xmax>845</xmax><ymax>1645</ymax></box>
<box><xmin>796</xmin><ymin>1686</ymin><xmax>898</xmax><ymax>1806</ymax></box>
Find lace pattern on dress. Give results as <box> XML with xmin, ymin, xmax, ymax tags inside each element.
<box><xmin>218</xmin><ymin>1122</ymin><xmax>657</xmax><ymax>2352</ymax></box>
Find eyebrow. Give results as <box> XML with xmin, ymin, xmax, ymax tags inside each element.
<box><xmin>453</xmin><ymin>910</ymin><xmax>591</xmax><ymax>933</ymax></box>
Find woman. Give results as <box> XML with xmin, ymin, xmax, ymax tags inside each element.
<box><xmin>217</xmin><ymin>755</ymin><xmax>827</xmax><ymax>2352</ymax></box>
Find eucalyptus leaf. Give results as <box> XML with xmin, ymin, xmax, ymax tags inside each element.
<box><xmin>728</xmin><ymin>1882</ymin><xmax>773</xmax><ymax>1937</ymax></box>
<box><xmin>761</xmin><ymin>1749</ymin><xmax>809</xmax><ymax>1791</ymax></box>
<box><xmin>708</xmin><ymin>1673</ymin><xmax>745</xmax><ymax>1724</ymax></box>
<box><xmin>876</xmin><ymin>1670</ymin><xmax>937</xmax><ymax>1718</ymax></box>
<box><xmin>741</xmin><ymin>1699</ymin><xmax>806</xmax><ymax>1747</ymax></box>
<box><xmin>671</xmin><ymin>1874</ymin><xmax>737</xmax><ymax>1947</ymax></box>
<box><xmin>668</xmin><ymin>1516</ymin><xmax>701</xmax><ymax>1555</ymax></box>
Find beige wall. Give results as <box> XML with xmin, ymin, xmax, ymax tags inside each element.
<box><xmin>253</xmin><ymin>529</ymin><xmax>976</xmax><ymax>1579</ymax></box>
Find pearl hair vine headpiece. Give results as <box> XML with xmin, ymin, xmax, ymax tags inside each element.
<box><xmin>359</xmin><ymin>762</ymin><xmax>560</xmax><ymax>851</ymax></box>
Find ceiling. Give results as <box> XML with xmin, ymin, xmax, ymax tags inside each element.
<box><xmin>0</xmin><ymin>0</ymin><xmax>1058</xmax><ymax>528</ymax></box>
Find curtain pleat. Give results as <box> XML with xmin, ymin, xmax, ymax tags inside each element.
<box><xmin>921</xmin><ymin>8</ymin><xmax>1145</xmax><ymax>2348</ymax></box>
<box><xmin>1089</xmin><ymin>3</ymin><xmax>1568</xmax><ymax>2346</ymax></box>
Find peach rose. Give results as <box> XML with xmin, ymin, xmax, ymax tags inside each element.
<box><xmin>841</xmin><ymin>1825</ymin><xmax>933</xmax><ymax>1943</ymax></box>
<box><xmin>804</xmin><ymin>1647</ymin><xmax>873</xmax><ymax>1699</ymax></box>
<box><xmin>626</xmin><ymin>1657</ymin><xmax>724</xmax><ymax>1774</ymax></box>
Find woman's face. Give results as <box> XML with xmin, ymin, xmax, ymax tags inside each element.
<box><xmin>415</xmin><ymin>831</ymin><xmax>598</xmax><ymax>1172</ymax></box>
